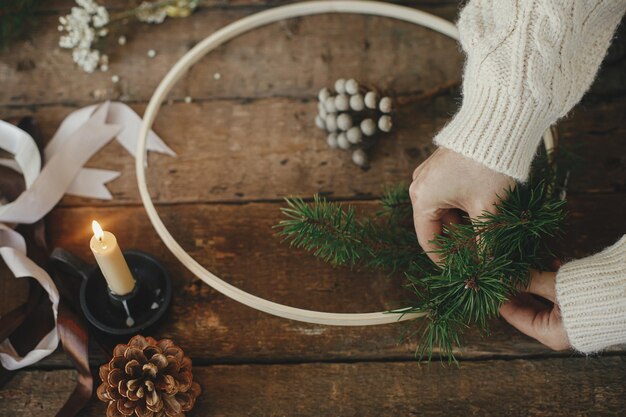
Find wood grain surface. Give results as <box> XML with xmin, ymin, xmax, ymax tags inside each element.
<box><xmin>0</xmin><ymin>1</ymin><xmax>625</xmax><ymax>416</ymax></box>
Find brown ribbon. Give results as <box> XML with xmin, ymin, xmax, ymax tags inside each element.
<box><xmin>0</xmin><ymin>117</ymin><xmax>93</xmax><ymax>417</ymax></box>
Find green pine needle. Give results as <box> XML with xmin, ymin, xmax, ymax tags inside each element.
<box><xmin>275</xmin><ymin>153</ymin><xmax>568</xmax><ymax>364</ymax></box>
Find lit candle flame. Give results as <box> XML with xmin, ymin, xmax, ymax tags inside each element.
<box><xmin>92</xmin><ymin>220</ymin><xmax>104</xmax><ymax>241</ymax></box>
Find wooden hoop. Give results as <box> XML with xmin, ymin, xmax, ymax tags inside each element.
<box><xmin>136</xmin><ymin>1</ymin><xmax>553</xmax><ymax>326</ymax></box>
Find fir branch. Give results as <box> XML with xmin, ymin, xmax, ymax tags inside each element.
<box><xmin>275</xmin><ymin>153</ymin><xmax>567</xmax><ymax>364</ymax></box>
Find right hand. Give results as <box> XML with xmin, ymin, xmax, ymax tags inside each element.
<box><xmin>409</xmin><ymin>147</ymin><xmax>516</xmax><ymax>264</ymax></box>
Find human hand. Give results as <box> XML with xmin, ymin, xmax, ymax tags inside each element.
<box><xmin>409</xmin><ymin>147</ymin><xmax>516</xmax><ymax>264</ymax></box>
<box><xmin>500</xmin><ymin>269</ymin><xmax>570</xmax><ymax>351</ymax></box>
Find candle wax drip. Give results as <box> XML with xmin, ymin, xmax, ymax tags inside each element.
<box><xmin>121</xmin><ymin>300</ymin><xmax>135</xmax><ymax>327</ymax></box>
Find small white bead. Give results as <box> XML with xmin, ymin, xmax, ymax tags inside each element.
<box><xmin>334</xmin><ymin>94</ymin><xmax>350</xmax><ymax>111</ymax></box>
<box><xmin>325</xmin><ymin>114</ymin><xmax>338</xmax><ymax>132</ymax></box>
<box><xmin>360</xmin><ymin>118</ymin><xmax>377</xmax><ymax>136</ymax></box>
<box><xmin>334</xmin><ymin>78</ymin><xmax>347</xmax><ymax>94</ymax></box>
<box><xmin>364</xmin><ymin>91</ymin><xmax>378</xmax><ymax>109</ymax></box>
<box><xmin>184</xmin><ymin>96</ymin><xmax>192</xmax><ymax>103</ymax></box>
<box><xmin>111</xmin><ymin>75</ymin><xmax>120</xmax><ymax>83</ymax></box>
<box><xmin>346</xmin><ymin>126</ymin><xmax>362</xmax><ymax>144</ymax></box>
<box><xmin>379</xmin><ymin>97</ymin><xmax>392</xmax><ymax>113</ymax></box>
<box><xmin>352</xmin><ymin>149</ymin><xmax>368</xmax><ymax>167</ymax></box>
<box><xmin>337</xmin><ymin>132</ymin><xmax>350</xmax><ymax>150</ymax></box>
<box><xmin>118</xmin><ymin>36</ymin><xmax>126</xmax><ymax>45</ymax></box>
<box><xmin>336</xmin><ymin>113</ymin><xmax>353</xmax><ymax>131</ymax></box>
<box><xmin>58</xmin><ymin>25</ymin><xmax>64</xmax><ymax>31</ymax></box>
<box><xmin>147</xmin><ymin>49</ymin><xmax>157</xmax><ymax>58</ymax></box>
<box><xmin>213</xmin><ymin>72</ymin><xmax>221</xmax><ymax>80</ymax></box>
<box><xmin>318</xmin><ymin>106</ymin><xmax>327</xmax><ymax>119</ymax></box>
<box><xmin>318</xmin><ymin>87</ymin><xmax>330</xmax><ymax>102</ymax></box>
<box><xmin>315</xmin><ymin>115</ymin><xmax>326</xmax><ymax>130</ymax></box>
<box><xmin>349</xmin><ymin>94</ymin><xmax>365</xmax><ymax>111</ymax></box>
<box><xmin>324</xmin><ymin>96</ymin><xmax>337</xmax><ymax>113</ymax></box>
<box><xmin>100</xmin><ymin>64</ymin><xmax>109</xmax><ymax>72</ymax></box>
<box><xmin>378</xmin><ymin>115</ymin><xmax>393</xmax><ymax>132</ymax></box>
<box><xmin>327</xmin><ymin>133</ymin><xmax>338</xmax><ymax>149</ymax></box>
<box><xmin>345</xmin><ymin>79</ymin><xmax>359</xmax><ymax>95</ymax></box>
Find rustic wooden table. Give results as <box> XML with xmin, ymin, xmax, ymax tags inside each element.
<box><xmin>1</xmin><ymin>1</ymin><xmax>625</xmax><ymax>416</ymax></box>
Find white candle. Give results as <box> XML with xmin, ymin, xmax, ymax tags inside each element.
<box><xmin>90</xmin><ymin>220</ymin><xmax>135</xmax><ymax>295</ymax></box>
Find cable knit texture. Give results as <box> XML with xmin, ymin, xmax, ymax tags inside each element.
<box><xmin>434</xmin><ymin>0</ymin><xmax>626</xmax><ymax>181</ymax></box>
<box><xmin>556</xmin><ymin>236</ymin><xmax>626</xmax><ymax>353</ymax></box>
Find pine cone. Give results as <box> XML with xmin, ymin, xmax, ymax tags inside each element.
<box><xmin>97</xmin><ymin>335</ymin><xmax>201</xmax><ymax>417</ymax></box>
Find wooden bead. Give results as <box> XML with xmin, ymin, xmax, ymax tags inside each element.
<box><xmin>379</xmin><ymin>97</ymin><xmax>392</xmax><ymax>113</ymax></box>
<box><xmin>325</xmin><ymin>114</ymin><xmax>338</xmax><ymax>132</ymax></box>
<box><xmin>337</xmin><ymin>113</ymin><xmax>353</xmax><ymax>131</ymax></box>
<box><xmin>360</xmin><ymin>118</ymin><xmax>377</xmax><ymax>136</ymax></box>
<box><xmin>346</xmin><ymin>126</ymin><xmax>363</xmax><ymax>144</ymax></box>
<box><xmin>324</xmin><ymin>96</ymin><xmax>337</xmax><ymax>113</ymax></box>
<box><xmin>345</xmin><ymin>79</ymin><xmax>359</xmax><ymax>95</ymax></box>
<box><xmin>318</xmin><ymin>87</ymin><xmax>330</xmax><ymax>102</ymax></box>
<box><xmin>334</xmin><ymin>78</ymin><xmax>347</xmax><ymax>94</ymax></box>
<box><xmin>337</xmin><ymin>132</ymin><xmax>350</xmax><ymax>149</ymax></box>
<box><xmin>364</xmin><ymin>91</ymin><xmax>378</xmax><ymax>109</ymax></box>
<box><xmin>315</xmin><ymin>115</ymin><xmax>325</xmax><ymax>130</ymax></box>
<box><xmin>326</xmin><ymin>133</ymin><xmax>338</xmax><ymax>149</ymax></box>
<box><xmin>334</xmin><ymin>94</ymin><xmax>350</xmax><ymax>111</ymax></box>
<box><xmin>349</xmin><ymin>94</ymin><xmax>365</xmax><ymax>111</ymax></box>
<box><xmin>378</xmin><ymin>115</ymin><xmax>392</xmax><ymax>132</ymax></box>
<box><xmin>352</xmin><ymin>148</ymin><xmax>368</xmax><ymax>167</ymax></box>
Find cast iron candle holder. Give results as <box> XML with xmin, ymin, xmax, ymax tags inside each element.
<box><xmin>50</xmin><ymin>248</ymin><xmax>172</xmax><ymax>336</ymax></box>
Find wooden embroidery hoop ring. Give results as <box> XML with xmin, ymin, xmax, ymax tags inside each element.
<box><xmin>136</xmin><ymin>1</ymin><xmax>555</xmax><ymax>326</ymax></box>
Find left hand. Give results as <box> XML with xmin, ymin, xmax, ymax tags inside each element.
<box><xmin>499</xmin><ymin>269</ymin><xmax>571</xmax><ymax>351</ymax></box>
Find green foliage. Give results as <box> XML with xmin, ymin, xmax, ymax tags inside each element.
<box><xmin>0</xmin><ymin>0</ymin><xmax>40</xmax><ymax>49</ymax></box>
<box><xmin>275</xmin><ymin>153</ymin><xmax>567</xmax><ymax>364</ymax></box>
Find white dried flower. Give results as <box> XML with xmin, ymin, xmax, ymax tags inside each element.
<box><xmin>334</xmin><ymin>78</ymin><xmax>347</xmax><ymax>94</ymax></box>
<box><xmin>58</xmin><ymin>0</ymin><xmax>110</xmax><ymax>73</ymax></box>
<box><xmin>147</xmin><ymin>49</ymin><xmax>157</xmax><ymax>58</ymax></box>
<box><xmin>118</xmin><ymin>35</ymin><xmax>127</xmax><ymax>45</ymax></box>
<box><xmin>318</xmin><ymin>106</ymin><xmax>327</xmax><ymax>119</ymax></box>
<box><xmin>346</xmin><ymin>126</ymin><xmax>362</xmax><ymax>144</ymax></box>
<box><xmin>364</xmin><ymin>91</ymin><xmax>378</xmax><ymax>109</ymax></box>
<box><xmin>334</xmin><ymin>94</ymin><xmax>350</xmax><ymax>111</ymax></box>
<box><xmin>324</xmin><ymin>96</ymin><xmax>337</xmax><ymax>113</ymax></box>
<box><xmin>315</xmin><ymin>115</ymin><xmax>326</xmax><ymax>130</ymax></box>
<box><xmin>327</xmin><ymin>133</ymin><xmax>338</xmax><ymax>149</ymax></box>
<box><xmin>184</xmin><ymin>96</ymin><xmax>192</xmax><ymax>103</ymax></box>
<box><xmin>349</xmin><ymin>94</ymin><xmax>365</xmax><ymax>111</ymax></box>
<box><xmin>352</xmin><ymin>149</ymin><xmax>368</xmax><ymax>167</ymax></box>
<box><xmin>92</xmin><ymin>6</ymin><xmax>109</xmax><ymax>27</ymax></box>
<box><xmin>325</xmin><ymin>114</ymin><xmax>338</xmax><ymax>132</ymax></box>
<box><xmin>111</xmin><ymin>74</ymin><xmax>120</xmax><ymax>83</ymax></box>
<box><xmin>137</xmin><ymin>1</ymin><xmax>168</xmax><ymax>24</ymax></box>
<box><xmin>360</xmin><ymin>118</ymin><xmax>376</xmax><ymax>136</ymax></box>
<box><xmin>337</xmin><ymin>132</ymin><xmax>350</xmax><ymax>150</ymax></box>
<box><xmin>337</xmin><ymin>113</ymin><xmax>352</xmax><ymax>131</ymax></box>
<box><xmin>345</xmin><ymin>79</ymin><xmax>359</xmax><ymax>95</ymax></box>
<box><xmin>318</xmin><ymin>87</ymin><xmax>330</xmax><ymax>102</ymax></box>
<box><xmin>72</xmin><ymin>47</ymin><xmax>100</xmax><ymax>73</ymax></box>
<box><xmin>378</xmin><ymin>115</ymin><xmax>393</xmax><ymax>132</ymax></box>
<box><xmin>379</xmin><ymin>97</ymin><xmax>392</xmax><ymax>113</ymax></box>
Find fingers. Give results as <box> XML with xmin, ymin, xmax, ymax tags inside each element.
<box><xmin>500</xmin><ymin>293</ymin><xmax>570</xmax><ymax>351</ymax></box>
<box><xmin>413</xmin><ymin>214</ymin><xmax>443</xmax><ymax>264</ymax></box>
<box><xmin>527</xmin><ymin>270</ymin><xmax>557</xmax><ymax>302</ymax></box>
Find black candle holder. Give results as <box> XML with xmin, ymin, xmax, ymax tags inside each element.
<box><xmin>50</xmin><ymin>248</ymin><xmax>172</xmax><ymax>336</ymax></box>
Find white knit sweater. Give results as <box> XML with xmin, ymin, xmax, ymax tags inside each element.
<box><xmin>435</xmin><ymin>0</ymin><xmax>626</xmax><ymax>353</ymax></box>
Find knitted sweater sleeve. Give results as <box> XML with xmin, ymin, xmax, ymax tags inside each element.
<box><xmin>434</xmin><ymin>0</ymin><xmax>626</xmax><ymax>182</ymax></box>
<box><xmin>556</xmin><ymin>236</ymin><xmax>626</xmax><ymax>353</ymax></box>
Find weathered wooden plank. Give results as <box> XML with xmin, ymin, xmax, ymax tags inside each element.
<box><xmin>1</xmin><ymin>95</ymin><xmax>624</xmax><ymax>207</ymax></box>
<box><xmin>0</xmin><ymin>7</ymin><xmax>462</xmax><ymax>105</ymax></box>
<box><xmin>9</xmin><ymin>193</ymin><xmax>617</xmax><ymax>366</ymax></box>
<box><xmin>2</xmin><ymin>357</ymin><xmax>626</xmax><ymax>417</ymax></box>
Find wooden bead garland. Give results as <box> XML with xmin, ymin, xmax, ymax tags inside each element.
<box><xmin>315</xmin><ymin>78</ymin><xmax>393</xmax><ymax>168</ymax></box>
